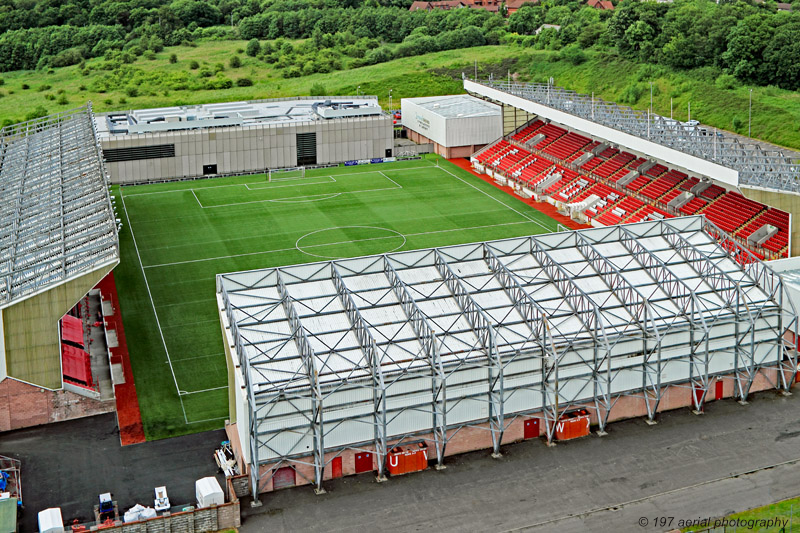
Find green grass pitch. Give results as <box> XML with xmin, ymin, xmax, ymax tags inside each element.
<box><xmin>113</xmin><ymin>155</ymin><xmax>561</xmax><ymax>440</ymax></box>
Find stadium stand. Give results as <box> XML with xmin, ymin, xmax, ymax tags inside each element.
<box><xmin>472</xmin><ymin>118</ymin><xmax>791</xmax><ymax>259</ymax></box>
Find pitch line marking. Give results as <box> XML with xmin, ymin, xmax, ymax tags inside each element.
<box><xmin>186</xmin><ymin>416</ymin><xmax>229</xmax><ymax>425</ymax></box>
<box><xmin>180</xmin><ymin>385</ymin><xmax>228</xmax><ymax>396</ymax></box>
<box><xmin>434</xmin><ymin>164</ymin><xmax>557</xmax><ymax>233</ymax></box>
<box><xmin>295</xmin><ymin>226</ymin><xmax>407</xmax><ymax>259</ymax></box>
<box><xmin>244</xmin><ymin>175</ymin><xmax>335</xmax><ymax>190</ymax></box>
<box><xmin>143</xmin><ymin>220</ymin><xmax>541</xmax><ymax>269</ymax></box>
<box><xmin>119</xmin><ymin>190</ymin><xmax>190</xmax><ymax>424</ymax></box>
<box><xmin>168</xmin><ymin>352</ymin><xmax>225</xmax><ymax>364</ymax></box>
<box><xmin>193</xmin><ymin>181</ymin><xmax>403</xmax><ymax>208</ymax></box>
<box><xmin>267</xmin><ymin>193</ymin><xmax>341</xmax><ymax>203</ymax></box>
<box><xmin>121</xmin><ymin>166</ymin><xmax>435</xmax><ymax>197</ymax></box>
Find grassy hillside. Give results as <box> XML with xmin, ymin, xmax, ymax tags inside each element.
<box><xmin>2</xmin><ymin>41</ymin><xmax>800</xmax><ymax>152</ymax></box>
<box><xmin>511</xmin><ymin>50</ymin><xmax>800</xmax><ymax>153</ymax></box>
<box><xmin>0</xmin><ymin>41</ymin><xmax>518</xmax><ymax>120</ymax></box>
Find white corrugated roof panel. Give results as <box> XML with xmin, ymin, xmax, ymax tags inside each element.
<box><xmin>218</xmin><ymin>217</ymin><xmax>785</xmax><ymax>396</ymax></box>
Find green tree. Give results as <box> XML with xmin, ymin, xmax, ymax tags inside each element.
<box><xmin>245</xmin><ymin>38</ymin><xmax>260</xmax><ymax>57</ymax></box>
<box><xmin>229</xmin><ymin>56</ymin><xmax>241</xmax><ymax>68</ymax></box>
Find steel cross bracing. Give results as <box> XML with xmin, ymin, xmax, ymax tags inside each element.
<box><xmin>471</xmin><ymin>79</ymin><xmax>800</xmax><ymax>193</ymax></box>
<box><xmin>276</xmin><ymin>270</ymin><xmax>325</xmax><ymax>494</ymax></box>
<box><xmin>218</xmin><ymin>217</ymin><xmax>796</xmax><ymax>487</ymax></box>
<box><xmin>432</xmin><ymin>248</ymin><xmax>505</xmax><ymax>455</ymax></box>
<box><xmin>664</xmin><ymin>220</ymin><xmax>798</xmax><ymax>398</ymax></box>
<box><xmin>217</xmin><ymin>272</ymin><xmax>325</xmax><ymax>497</ymax></box>
<box><xmin>383</xmin><ymin>258</ymin><xmax>447</xmax><ymax>467</ymax></box>
<box><xmin>659</xmin><ymin>222</ymin><xmax>753</xmax><ymax>406</ymax></box>
<box><xmin>481</xmin><ymin>243</ymin><xmax>572</xmax><ymax>442</ymax></box>
<box><xmin>571</xmin><ymin>231</ymin><xmax>666</xmax><ymax>424</ymax></box>
<box><xmin>330</xmin><ymin>263</ymin><xmax>389</xmax><ymax>481</ymax></box>
<box><xmin>616</xmin><ymin>225</ymin><xmax>715</xmax><ymax>413</ymax></box>
<box><xmin>523</xmin><ymin>235</ymin><xmax>615</xmax><ymax>441</ymax></box>
<box><xmin>0</xmin><ymin>105</ymin><xmax>118</xmax><ymax>308</ymax></box>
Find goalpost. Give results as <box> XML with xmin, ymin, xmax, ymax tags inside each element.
<box><xmin>267</xmin><ymin>166</ymin><xmax>305</xmax><ymax>182</ymax></box>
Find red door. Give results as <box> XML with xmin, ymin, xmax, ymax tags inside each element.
<box><xmin>354</xmin><ymin>452</ymin><xmax>373</xmax><ymax>474</ymax></box>
<box><xmin>331</xmin><ymin>456</ymin><xmax>343</xmax><ymax>479</ymax></box>
<box><xmin>524</xmin><ymin>418</ymin><xmax>539</xmax><ymax>439</ymax></box>
<box><xmin>272</xmin><ymin>466</ymin><xmax>296</xmax><ymax>490</ymax></box>
<box><xmin>715</xmin><ymin>380</ymin><xmax>724</xmax><ymax>400</ymax></box>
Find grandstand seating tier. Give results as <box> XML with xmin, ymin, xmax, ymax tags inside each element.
<box><xmin>472</xmin><ymin>121</ymin><xmax>790</xmax><ymax>259</ymax></box>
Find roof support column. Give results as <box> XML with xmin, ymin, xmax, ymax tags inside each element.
<box><xmin>433</xmin><ymin>249</ymin><xmax>504</xmax><ymax>456</ymax></box>
<box><xmin>331</xmin><ymin>264</ymin><xmax>389</xmax><ymax>481</ymax></box>
<box><xmin>573</xmin><ymin>232</ymin><xmax>663</xmax><ymax>430</ymax></box>
<box><xmin>276</xmin><ymin>270</ymin><xmax>325</xmax><ymax>494</ymax></box>
<box><xmin>384</xmin><ymin>259</ymin><xmax>447</xmax><ymax>468</ymax></box>
<box><xmin>527</xmin><ymin>236</ymin><xmax>613</xmax><ymax>438</ymax></box>
<box><xmin>482</xmin><ymin>243</ymin><xmax>560</xmax><ymax>442</ymax></box>
<box><xmin>661</xmin><ymin>223</ymin><xmax>757</xmax><ymax>403</ymax></box>
<box><xmin>617</xmin><ymin>226</ymin><xmax>710</xmax><ymax>414</ymax></box>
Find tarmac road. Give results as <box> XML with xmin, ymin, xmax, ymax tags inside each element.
<box><xmin>3</xmin><ymin>388</ymin><xmax>799</xmax><ymax>532</ymax></box>
<box><xmin>240</xmin><ymin>389</ymin><xmax>800</xmax><ymax>532</ymax></box>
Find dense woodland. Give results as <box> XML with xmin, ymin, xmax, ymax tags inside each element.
<box><xmin>0</xmin><ymin>0</ymin><xmax>799</xmax><ymax>89</ymax></box>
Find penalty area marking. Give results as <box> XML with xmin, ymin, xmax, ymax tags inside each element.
<box><xmin>193</xmin><ymin>171</ymin><xmax>403</xmax><ymax>208</ymax></box>
<box><xmin>267</xmin><ymin>193</ymin><xmax>341</xmax><ymax>203</ymax></box>
<box><xmin>296</xmin><ymin>226</ymin><xmax>407</xmax><ymax>259</ymax></box>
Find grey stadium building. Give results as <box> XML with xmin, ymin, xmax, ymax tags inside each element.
<box><xmin>94</xmin><ymin>97</ymin><xmax>394</xmax><ymax>184</ymax></box>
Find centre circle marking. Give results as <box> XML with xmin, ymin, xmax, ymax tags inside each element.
<box><xmin>295</xmin><ymin>226</ymin><xmax>407</xmax><ymax>259</ymax></box>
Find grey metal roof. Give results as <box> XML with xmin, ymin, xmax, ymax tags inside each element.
<box><xmin>406</xmin><ymin>94</ymin><xmax>500</xmax><ymax>119</ymax></box>
<box><xmin>0</xmin><ymin>105</ymin><xmax>119</xmax><ymax>309</ymax></box>
<box><xmin>471</xmin><ymin>79</ymin><xmax>800</xmax><ymax>193</ymax></box>
<box><xmin>94</xmin><ymin>96</ymin><xmax>383</xmax><ymax>137</ymax></box>
<box><xmin>218</xmin><ymin>215</ymin><xmax>789</xmax><ymax>395</ymax></box>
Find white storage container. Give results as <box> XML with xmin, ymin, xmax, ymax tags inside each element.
<box><xmin>195</xmin><ymin>477</ymin><xmax>224</xmax><ymax>508</ymax></box>
<box><xmin>38</xmin><ymin>508</ymin><xmax>64</xmax><ymax>533</ymax></box>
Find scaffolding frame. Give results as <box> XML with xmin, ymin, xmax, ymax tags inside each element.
<box><xmin>0</xmin><ymin>104</ymin><xmax>118</xmax><ymax>308</ymax></box>
<box><xmin>218</xmin><ymin>217</ymin><xmax>797</xmax><ymax>497</ymax></box>
<box><xmin>467</xmin><ymin>79</ymin><xmax>800</xmax><ymax>193</ymax></box>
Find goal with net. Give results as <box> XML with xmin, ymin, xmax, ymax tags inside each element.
<box><xmin>267</xmin><ymin>166</ymin><xmax>305</xmax><ymax>181</ymax></box>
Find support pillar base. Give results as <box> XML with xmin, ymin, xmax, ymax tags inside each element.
<box><xmin>546</xmin><ymin>441</ymin><xmax>557</xmax><ymax>448</ymax></box>
<box><xmin>434</xmin><ymin>464</ymin><xmax>447</xmax><ymax>471</ymax></box>
<box><xmin>314</xmin><ymin>487</ymin><xmax>327</xmax><ymax>495</ymax></box>
<box><xmin>645</xmin><ymin>418</ymin><xmax>658</xmax><ymax>426</ymax></box>
<box><xmin>596</xmin><ymin>430</ymin><xmax>608</xmax><ymax>437</ymax></box>
<box><xmin>691</xmin><ymin>409</ymin><xmax>704</xmax><ymax>416</ymax></box>
<box><xmin>491</xmin><ymin>452</ymin><xmax>503</xmax><ymax>459</ymax></box>
<box><xmin>781</xmin><ymin>390</ymin><xmax>793</xmax><ymax>397</ymax></box>
<box><xmin>738</xmin><ymin>400</ymin><xmax>749</xmax><ymax>406</ymax></box>
<box><xmin>250</xmin><ymin>499</ymin><xmax>263</xmax><ymax>508</ymax></box>
<box><xmin>375</xmin><ymin>475</ymin><xmax>387</xmax><ymax>483</ymax></box>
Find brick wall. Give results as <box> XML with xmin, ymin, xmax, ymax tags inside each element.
<box><xmin>86</xmin><ymin>501</ymin><xmax>240</xmax><ymax>532</ymax></box>
<box><xmin>0</xmin><ymin>377</ymin><xmax>114</xmax><ymax>432</ymax></box>
<box><xmin>228</xmin><ymin>475</ymin><xmax>250</xmax><ymax>499</ymax></box>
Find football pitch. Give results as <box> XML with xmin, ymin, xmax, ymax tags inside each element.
<box><xmin>114</xmin><ymin>156</ymin><xmax>561</xmax><ymax>440</ymax></box>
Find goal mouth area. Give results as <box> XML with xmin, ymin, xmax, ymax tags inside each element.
<box><xmin>268</xmin><ymin>166</ymin><xmax>306</xmax><ymax>181</ymax></box>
